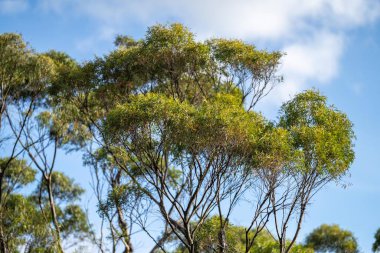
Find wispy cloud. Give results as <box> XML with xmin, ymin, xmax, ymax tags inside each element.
<box><xmin>267</xmin><ymin>31</ymin><xmax>345</xmax><ymax>103</ymax></box>
<box><xmin>282</xmin><ymin>32</ymin><xmax>344</xmax><ymax>84</ymax></box>
<box><xmin>35</xmin><ymin>0</ymin><xmax>380</xmax><ymax>106</ymax></box>
<box><xmin>37</xmin><ymin>0</ymin><xmax>380</xmax><ymax>39</ymax></box>
<box><xmin>0</xmin><ymin>0</ymin><xmax>28</xmax><ymax>14</ymax></box>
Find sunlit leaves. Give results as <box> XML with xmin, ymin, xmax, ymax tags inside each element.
<box><xmin>0</xmin><ymin>158</ymin><xmax>36</xmax><ymax>192</ymax></box>
<box><xmin>37</xmin><ymin>171</ymin><xmax>85</xmax><ymax>203</ymax></box>
<box><xmin>105</xmin><ymin>92</ymin><xmax>267</xmax><ymax>156</ymax></box>
<box><xmin>0</xmin><ymin>33</ymin><xmax>55</xmax><ymax>102</ymax></box>
<box><xmin>279</xmin><ymin>90</ymin><xmax>355</xmax><ymax>177</ymax></box>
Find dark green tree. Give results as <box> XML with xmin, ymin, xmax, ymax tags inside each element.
<box><xmin>305</xmin><ymin>224</ymin><xmax>358</xmax><ymax>253</ymax></box>
<box><xmin>373</xmin><ymin>228</ymin><xmax>380</xmax><ymax>252</ymax></box>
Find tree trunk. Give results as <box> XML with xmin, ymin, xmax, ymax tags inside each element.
<box><xmin>113</xmin><ymin>170</ymin><xmax>133</xmax><ymax>253</ymax></box>
<box><xmin>189</xmin><ymin>244</ymin><xmax>196</xmax><ymax>253</ymax></box>
<box><xmin>0</xmin><ymin>172</ymin><xmax>8</xmax><ymax>253</ymax></box>
<box><xmin>218</xmin><ymin>228</ymin><xmax>227</xmax><ymax>253</ymax></box>
<box><xmin>279</xmin><ymin>237</ymin><xmax>286</xmax><ymax>253</ymax></box>
<box><xmin>115</xmin><ymin>204</ymin><xmax>133</xmax><ymax>253</ymax></box>
<box><xmin>47</xmin><ymin>177</ymin><xmax>64</xmax><ymax>253</ymax></box>
<box><xmin>0</xmin><ymin>226</ymin><xmax>7</xmax><ymax>253</ymax></box>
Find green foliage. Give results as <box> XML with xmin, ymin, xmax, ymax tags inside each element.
<box><xmin>59</xmin><ymin>204</ymin><xmax>90</xmax><ymax>240</ymax></box>
<box><xmin>208</xmin><ymin>38</ymin><xmax>282</xmax><ymax>81</ymax></box>
<box><xmin>0</xmin><ymin>33</ymin><xmax>55</xmax><ymax>102</ymax></box>
<box><xmin>305</xmin><ymin>224</ymin><xmax>358</xmax><ymax>253</ymax></box>
<box><xmin>0</xmin><ymin>157</ymin><xmax>89</xmax><ymax>251</ymax></box>
<box><xmin>36</xmin><ymin>108</ymin><xmax>92</xmax><ymax>149</ymax></box>
<box><xmin>171</xmin><ymin>216</ymin><xmax>314</xmax><ymax>253</ymax></box>
<box><xmin>105</xmin><ymin>92</ymin><xmax>267</xmax><ymax>157</ymax></box>
<box><xmin>114</xmin><ymin>35</ymin><xmax>140</xmax><ymax>48</ymax></box>
<box><xmin>0</xmin><ymin>24</ymin><xmax>357</xmax><ymax>253</ymax></box>
<box><xmin>69</xmin><ymin>23</ymin><xmax>283</xmax><ymax>111</ymax></box>
<box><xmin>36</xmin><ymin>171</ymin><xmax>85</xmax><ymax>203</ymax></box>
<box><xmin>0</xmin><ymin>158</ymin><xmax>36</xmax><ymax>193</ymax></box>
<box><xmin>1</xmin><ymin>194</ymin><xmax>36</xmax><ymax>252</ymax></box>
<box><xmin>1</xmin><ymin>193</ymin><xmax>88</xmax><ymax>252</ymax></box>
<box><xmin>43</xmin><ymin>50</ymin><xmax>80</xmax><ymax>98</ymax></box>
<box><xmin>191</xmin><ymin>216</ymin><xmax>246</xmax><ymax>253</ymax></box>
<box><xmin>279</xmin><ymin>90</ymin><xmax>355</xmax><ymax>177</ymax></box>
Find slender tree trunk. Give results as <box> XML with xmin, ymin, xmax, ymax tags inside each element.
<box><xmin>113</xmin><ymin>170</ymin><xmax>133</xmax><ymax>253</ymax></box>
<box><xmin>285</xmin><ymin>203</ymin><xmax>307</xmax><ymax>253</ymax></box>
<box><xmin>0</xmin><ymin>225</ymin><xmax>7</xmax><ymax>253</ymax></box>
<box><xmin>189</xmin><ymin>244</ymin><xmax>196</xmax><ymax>253</ymax></box>
<box><xmin>115</xmin><ymin>204</ymin><xmax>133</xmax><ymax>253</ymax></box>
<box><xmin>281</xmin><ymin>236</ymin><xmax>287</xmax><ymax>253</ymax></box>
<box><xmin>0</xmin><ymin>172</ymin><xmax>8</xmax><ymax>253</ymax></box>
<box><xmin>218</xmin><ymin>228</ymin><xmax>227</xmax><ymax>253</ymax></box>
<box><xmin>46</xmin><ymin>176</ymin><xmax>64</xmax><ymax>253</ymax></box>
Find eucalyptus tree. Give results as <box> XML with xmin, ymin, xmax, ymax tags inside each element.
<box><xmin>2</xmin><ymin>110</ymin><xmax>91</xmax><ymax>252</ymax></box>
<box><xmin>49</xmin><ymin>23</ymin><xmax>355</xmax><ymax>253</ymax></box>
<box><xmin>267</xmin><ymin>91</ymin><xmax>354</xmax><ymax>253</ymax></box>
<box><xmin>14</xmin><ymin>105</ymin><xmax>90</xmax><ymax>252</ymax></box>
<box><xmin>48</xmin><ymin>23</ymin><xmax>282</xmax><ymax>253</ymax></box>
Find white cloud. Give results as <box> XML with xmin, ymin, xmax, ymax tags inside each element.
<box><xmin>282</xmin><ymin>32</ymin><xmax>344</xmax><ymax>84</ymax></box>
<box><xmin>38</xmin><ymin>0</ymin><xmax>380</xmax><ymax>39</ymax></box>
<box><xmin>257</xmin><ymin>31</ymin><xmax>345</xmax><ymax>113</ymax></box>
<box><xmin>0</xmin><ymin>0</ymin><xmax>28</xmax><ymax>14</ymax></box>
<box><xmin>36</xmin><ymin>0</ymin><xmax>380</xmax><ymax>107</ymax></box>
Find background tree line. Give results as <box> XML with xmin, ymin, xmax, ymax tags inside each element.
<box><xmin>0</xmin><ymin>23</ymin><xmax>376</xmax><ymax>253</ymax></box>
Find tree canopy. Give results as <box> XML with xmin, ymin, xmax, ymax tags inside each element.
<box><xmin>0</xmin><ymin>23</ymin><xmax>356</xmax><ymax>253</ymax></box>
<box><xmin>305</xmin><ymin>224</ymin><xmax>358</xmax><ymax>253</ymax></box>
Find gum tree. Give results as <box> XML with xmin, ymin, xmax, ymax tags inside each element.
<box><xmin>48</xmin><ymin>24</ymin><xmax>355</xmax><ymax>253</ymax></box>
<box><xmin>52</xmin><ymin>23</ymin><xmax>283</xmax><ymax>253</ymax></box>
<box><xmin>268</xmin><ymin>91</ymin><xmax>355</xmax><ymax>253</ymax></box>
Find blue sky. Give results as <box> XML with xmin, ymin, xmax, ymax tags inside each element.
<box><xmin>1</xmin><ymin>0</ymin><xmax>380</xmax><ymax>252</ymax></box>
